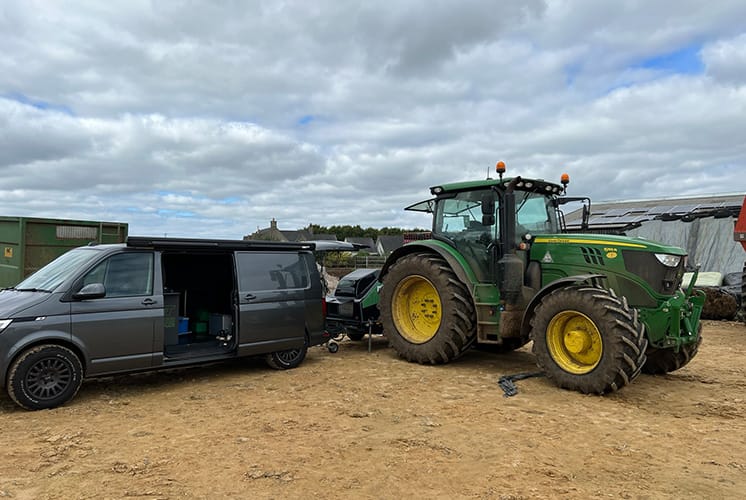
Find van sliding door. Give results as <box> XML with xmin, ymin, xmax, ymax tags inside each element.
<box><xmin>235</xmin><ymin>252</ymin><xmax>308</xmax><ymax>354</ymax></box>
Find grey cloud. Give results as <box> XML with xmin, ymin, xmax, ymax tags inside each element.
<box><xmin>1</xmin><ymin>1</ymin><xmax>746</xmax><ymax>238</ymax></box>
<box><xmin>702</xmin><ymin>34</ymin><xmax>746</xmax><ymax>84</ymax></box>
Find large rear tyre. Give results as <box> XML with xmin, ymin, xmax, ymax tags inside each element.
<box><xmin>380</xmin><ymin>253</ymin><xmax>476</xmax><ymax>364</ymax></box>
<box><xmin>7</xmin><ymin>344</ymin><xmax>83</xmax><ymax>411</ymax></box>
<box><xmin>530</xmin><ymin>286</ymin><xmax>647</xmax><ymax>394</ymax></box>
<box><xmin>642</xmin><ymin>325</ymin><xmax>702</xmax><ymax>374</ymax></box>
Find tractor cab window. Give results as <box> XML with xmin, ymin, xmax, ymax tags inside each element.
<box><xmin>515</xmin><ymin>191</ymin><xmax>559</xmax><ymax>236</ymax></box>
<box><xmin>436</xmin><ymin>191</ymin><xmax>498</xmax><ymax>239</ymax></box>
<box><xmin>434</xmin><ymin>190</ymin><xmax>497</xmax><ymax>282</ymax></box>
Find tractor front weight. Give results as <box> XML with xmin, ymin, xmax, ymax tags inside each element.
<box><xmin>639</xmin><ymin>288</ymin><xmax>705</xmax><ymax>350</ymax></box>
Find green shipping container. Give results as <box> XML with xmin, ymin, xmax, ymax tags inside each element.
<box><xmin>0</xmin><ymin>216</ymin><xmax>128</xmax><ymax>288</ymax></box>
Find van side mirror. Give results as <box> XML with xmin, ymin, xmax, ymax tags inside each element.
<box><xmin>481</xmin><ymin>194</ymin><xmax>495</xmax><ymax>226</ymax></box>
<box><xmin>74</xmin><ymin>283</ymin><xmax>106</xmax><ymax>300</ymax></box>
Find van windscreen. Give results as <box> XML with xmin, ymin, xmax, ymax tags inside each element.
<box><xmin>15</xmin><ymin>248</ymin><xmax>103</xmax><ymax>292</ymax></box>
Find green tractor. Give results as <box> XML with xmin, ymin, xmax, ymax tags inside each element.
<box><xmin>379</xmin><ymin>162</ymin><xmax>705</xmax><ymax>394</ymax></box>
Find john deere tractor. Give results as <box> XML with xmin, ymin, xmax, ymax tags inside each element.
<box><xmin>379</xmin><ymin>162</ymin><xmax>705</xmax><ymax>394</ymax></box>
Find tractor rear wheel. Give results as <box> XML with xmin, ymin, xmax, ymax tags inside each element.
<box><xmin>530</xmin><ymin>285</ymin><xmax>647</xmax><ymax>394</ymax></box>
<box><xmin>642</xmin><ymin>325</ymin><xmax>702</xmax><ymax>374</ymax></box>
<box><xmin>380</xmin><ymin>253</ymin><xmax>476</xmax><ymax>364</ymax></box>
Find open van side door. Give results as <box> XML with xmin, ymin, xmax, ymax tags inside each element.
<box><xmin>234</xmin><ymin>251</ymin><xmax>308</xmax><ymax>355</ymax></box>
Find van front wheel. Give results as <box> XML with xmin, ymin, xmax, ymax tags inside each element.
<box><xmin>266</xmin><ymin>342</ymin><xmax>308</xmax><ymax>370</ymax></box>
<box><xmin>7</xmin><ymin>344</ymin><xmax>83</xmax><ymax>411</ymax></box>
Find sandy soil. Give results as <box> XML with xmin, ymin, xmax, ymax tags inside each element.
<box><xmin>1</xmin><ymin>320</ymin><xmax>744</xmax><ymax>499</ymax></box>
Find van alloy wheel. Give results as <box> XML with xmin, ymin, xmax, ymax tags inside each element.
<box><xmin>7</xmin><ymin>344</ymin><xmax>83</xmax><ymax>411</ymax></box>
<box><xmin>266</xmin><ymin>341</ymin><xmax>308</xmax><ymax>370</ymax></box>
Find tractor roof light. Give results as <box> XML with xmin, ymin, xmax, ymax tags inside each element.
<box><xmin>496</xmin><ymin>161</ymin><xmax>506</xmax><ymax>180</ymax></box>
<box><xmin>561</xmin><ymin>173</ymin><xmax>570</xmax><ymax>194</ymax></box>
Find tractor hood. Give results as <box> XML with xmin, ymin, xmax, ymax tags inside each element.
<box><xmin>530</xmin><ymin>233</ymin><xmax>687</xmax><ymax>256</ymax></box>
<box><xmin>530</xmin><ymin>233</ymin><xmax>688</xmax><ymax>301</ymax></box>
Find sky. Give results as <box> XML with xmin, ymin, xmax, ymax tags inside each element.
<box><xmin>1</xmin><ymin>0</ymin><xmax>746</xmax><ymax>239</ymax></box>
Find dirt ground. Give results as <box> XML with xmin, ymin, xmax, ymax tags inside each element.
<box><xmin>1</xmin><ymin>320</ymin><xmax>744</xmax><ymax>499</ymax></box>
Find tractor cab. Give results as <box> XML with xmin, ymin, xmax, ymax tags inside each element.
<box><xmin>406</xmin><ymin>165</ymin><xmax>567</xmax><ymax>285</ymax></box>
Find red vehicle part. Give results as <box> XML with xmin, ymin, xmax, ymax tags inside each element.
<box><xmin>735</xmin><ymin>196</ymin><xmax>746</xmax><ymax>251</ymax></box>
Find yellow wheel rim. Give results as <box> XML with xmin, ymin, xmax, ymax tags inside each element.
<box><xmin>546</xmin><ymin>310</ymin><xmax>602</xmax><ymax>374</ymax></box>
<box><xmin>392</xmin><ymin>275</ymin><xmax>442</xmax><ymax>344</ymax></box>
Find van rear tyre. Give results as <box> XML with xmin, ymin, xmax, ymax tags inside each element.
<box><xmin>266</xmin><ymin>342</ymin><xmax>308</xmax><ymax>370</ymax></box>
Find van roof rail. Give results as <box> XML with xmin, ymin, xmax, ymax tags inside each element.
<box><xmin>126</xmin><ymin>236</ymin><xmax>314</xmax><ymax>251</ymax></box>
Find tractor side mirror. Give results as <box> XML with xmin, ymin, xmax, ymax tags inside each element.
<box><xmin>581</xmin><ymin>204</ymin><xmax>590</xmax><ymax>230</ymax></box>
<box><xmin>481</xmin><ymin>194</ymin><xmax>495</xmax><ymax>226</ymax></box>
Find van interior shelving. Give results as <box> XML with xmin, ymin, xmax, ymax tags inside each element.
<box><xmin>162</xmin><ymin>251</ymin><xmax>236</xmax><ymax>358</ymax></box>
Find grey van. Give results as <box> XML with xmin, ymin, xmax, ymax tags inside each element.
<box><xmin>0</xmin><ymin>237</ymin><xmax>330</xmax><ymax>410</ymax></box>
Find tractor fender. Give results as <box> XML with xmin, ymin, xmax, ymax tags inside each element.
<box><xmin>380</xmin><ymin>242</ymin><xmax>478</xmax><ymax>290</ymax></box>
<box><xmin>520</xmin><ymin>273</ymin><xmax>607</xmax><ymax>337</ymax></box>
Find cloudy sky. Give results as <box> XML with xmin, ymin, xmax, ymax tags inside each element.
<box><xmin>2</xmin><ymin>1</ymin><xmax>746</xmax><ymax>239</ymax></box>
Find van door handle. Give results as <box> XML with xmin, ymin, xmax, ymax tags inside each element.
<box><xmin>141</xmin><ymin>298</ymin><xmax>157</xmax><ymax>306</ymax></box>
<box><xmin>244</xmin><ymin>293</ymin><xmax>256</xmax><ymax>301</ymax></box>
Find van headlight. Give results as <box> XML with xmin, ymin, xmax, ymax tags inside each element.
<box><xmin>654</xmin><ymin>254</ymin><xmax>682</xmax><ymax>268</ymax></box>
<box><xmin>0</xmin><ymin>319</ymin><xmax>12</xmax><ymax>333</ymax></box>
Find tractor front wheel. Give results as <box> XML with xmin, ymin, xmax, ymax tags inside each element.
<box><xmin>530</xmin><ymin>285</ymin><xmax>647</xmax><ymax>394</ymax></box>
<box><xmin>380</xmin><ymin>253</ymin><xmax>475</xmax><ymax>364</ymax></box>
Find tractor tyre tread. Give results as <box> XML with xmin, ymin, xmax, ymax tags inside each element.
<box><xmin>380</xmin><ymin>252</ymin><xmax>476</xmax><ymax>364</ymax></box>
<box><xmin>530</xmin><ymin>285</ymin><xmax>647</xmax><ymax>394</ymax></box>
<box><xmin>641</xmin><ymin>325</ymin><xmax>702</xmax><ymax>374</ymax></box>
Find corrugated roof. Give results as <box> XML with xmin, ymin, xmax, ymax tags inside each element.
<box><xmin>564</xmin><ymin>193</ymin><xmax>743</xmax><ymax>230</ymax></box>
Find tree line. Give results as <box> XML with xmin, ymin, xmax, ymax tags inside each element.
<box><xmin>308</xmin><ymin>224</ymin><xmax>427</xmax><ymax>241</ymax></box>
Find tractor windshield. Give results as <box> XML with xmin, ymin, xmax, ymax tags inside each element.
<box><xmin>434</xmin><ymin>189</ymin><xmax>497</xmax><ymax>282</ymax></box>
<box><xmin>515</xmin><ymin>190</ymin><xmax>559</xmax><ymax>235</ymax></box>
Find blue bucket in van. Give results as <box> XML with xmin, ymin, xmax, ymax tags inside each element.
<box><xmin>178</xmin><ymin>317</ymin><xmax>189</xmax><ymax>334</ymax></box>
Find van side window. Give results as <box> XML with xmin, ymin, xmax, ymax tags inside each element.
<box><xmin>82</xmin><ymin>252</ymin><xmax>154</xmax><ymax>297</ymax></box>
<box><xmin>236</xmin><ymin>252</ymin><xmax>309</xmax><ymax>291</ymax></box>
